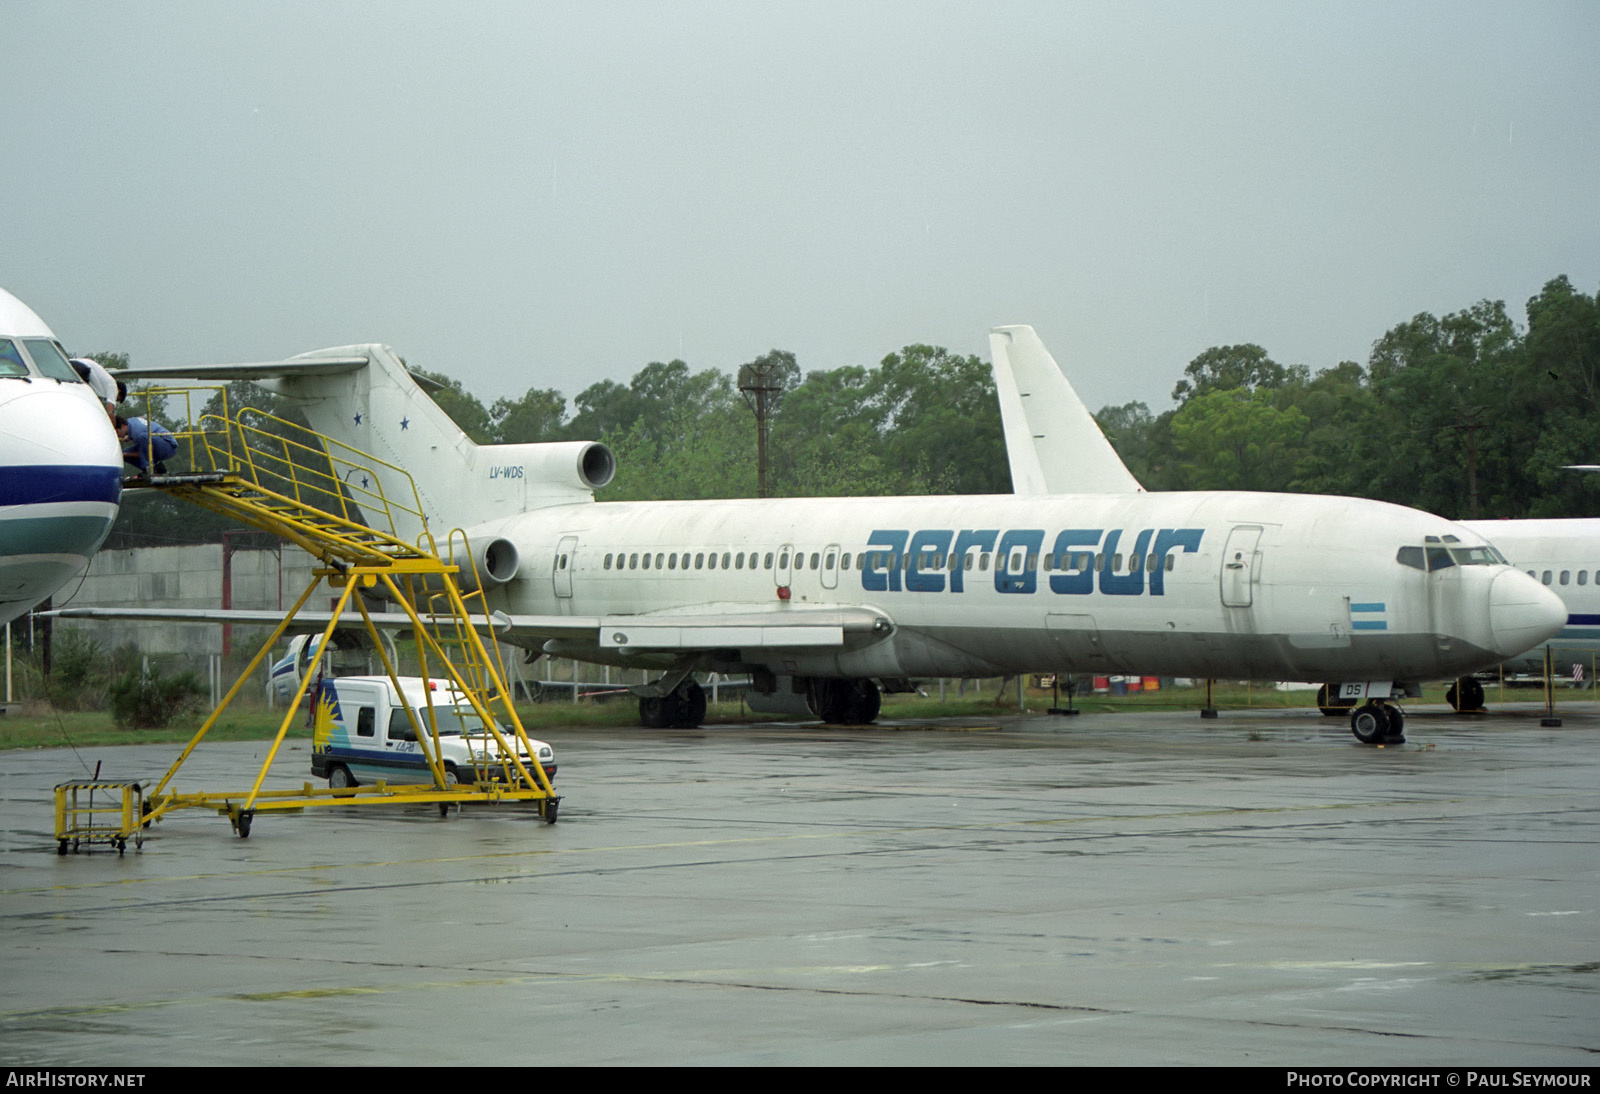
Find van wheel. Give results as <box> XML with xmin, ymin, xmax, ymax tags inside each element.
<box><xmin>328</xmin><ymin>764</ymin><xmax>356</xmax><ymax>789</ymax></box>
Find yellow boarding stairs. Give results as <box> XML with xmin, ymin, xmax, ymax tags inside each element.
<box><xmin>58</xmin><ymin>388</ymin><xmax>559</xmax><ymax>844</ymax></box>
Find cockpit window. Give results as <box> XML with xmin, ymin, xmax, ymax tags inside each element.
<box><xmin>0</xmin><ymin>340</ymin><xmax>27</xmax><ymax>378</ymax></box>
<box><xmin>1448</xmin><ymin>546</ymin><xmax>1504</xmax><ymax>566</ymax></box>
<box><xmin>1397</xmin><ymin>546</ymin><xmax>1425</xmax><ymax>570</ymax></box>
<box><xmin>1425</xmin><ymin>546</ymin><xmax>1455</xmax><ymax>571</ymax></box>
<box><xmin>21</xmin><ymin>339</ymin><xmax>80</xmax><ymax>382</ymax></box>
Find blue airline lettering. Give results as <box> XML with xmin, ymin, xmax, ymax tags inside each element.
<box><xmin>949</xmin><ymin>529</ymin><xmax>998</xmax><ymax>593</ymax></box>
<box><xmin>1099</xmin><ymin>529</ymin><xmax>1152</xmax><ymax>595</ymax></box>
<box><xmin>994</xmin><ymin>529</ymin><xmax>1045</xmax><ymax>594</ymax></box>
<box><xmin>862</xmin><ymin>527</ymin><xmax>1205</xmax><ymax>596</ymax></box>
<box><xmin>906</xmin><ymin>529</ymin><xmax>953</xmax><ymax>593</ymax></box>
<box><xmin>1048</xmin><ymin>529</ymin><xmax>1103</xmax><ymax>595</ymax></box>
<box><xmin>1149</xmin><ymin>528</ymin><xmax>1204</xmax><ymax>595</ymax></box>
<box><xmin>862</xmin><ymin>530</ymin><xmax>907</xmax><ymax>592</ymax></box>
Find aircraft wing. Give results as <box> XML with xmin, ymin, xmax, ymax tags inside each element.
<box><xmin>44</xmin><ymin>604</ymin><xmax>884</xmax><ymax>650</ymax></box>
<box><xmin>589</xmin><ymin>606</ymin><xmax>887</xmax><ymax>651</ymax></box>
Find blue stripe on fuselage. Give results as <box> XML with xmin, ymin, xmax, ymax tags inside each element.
<box><xmin>0</xmin><ymin>466</ymin><xmax>122</xmax><ymax>507</ymax></box>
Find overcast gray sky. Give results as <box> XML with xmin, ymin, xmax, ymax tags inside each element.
<box><xmin>6</xmin><ymin>1</ymin><xmax>1597</xmax><ymax>415</ymax></box>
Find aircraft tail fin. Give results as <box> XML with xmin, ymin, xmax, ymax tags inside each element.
<box><xmin>987</xmin><ymin>325</ymin><xmax>1143</xmax><ymax>495</ymax></box>
<box><xmin>130</xmin><ymin>344</ymin><xmax>611</xmax><ymax>543</ymax></box>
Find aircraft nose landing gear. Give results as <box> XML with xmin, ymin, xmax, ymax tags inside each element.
<box><xmin>1350</xmin><ymin>701</ymin><xmax>1405</xmax><ymax>745</ymax></box>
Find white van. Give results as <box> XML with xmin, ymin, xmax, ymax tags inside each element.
<box><xmin>309</xmin><ymin>675</ymin><xmax>556</xmax><ymax>789</ymax></box>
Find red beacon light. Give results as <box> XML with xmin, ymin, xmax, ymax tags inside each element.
<box><xmin>776</xmin><ymin>585</ymin><xmax>791</xmax><ymax>601</ymax></box>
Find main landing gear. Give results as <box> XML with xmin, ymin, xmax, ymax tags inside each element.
<box><xmin>1349</xmin><ymin>701</ymin><xmax>1405</xmax><ymax>745</ymax></box>
<box><xmin>639</xmin><ymin>679</ymin><xmax>707</xmax><ymax>728</ymax></box>
<box><xmin>1445</xmin><ymin>677</ymin><xmax>1486</xmax><ymax>713</ymax></box>
<box><xmin>811</xmin><ymin>678</ymin><xmax>882</xmax><ymax>725</ymax></box>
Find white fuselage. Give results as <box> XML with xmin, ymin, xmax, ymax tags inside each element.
<box><xmin>0</xmin><ymin>290</ymin><xmax>123</xmax><ymax>624</ymax></box>
<box><xmin>1462</xmin><ymin>519</ymin><xmax>1600</xmax><ymax>676</ymax></box>
<box><xmin>470</xmin><ymin>490</ymin><xmax>1562</xmax><ymax>682</ymax></box>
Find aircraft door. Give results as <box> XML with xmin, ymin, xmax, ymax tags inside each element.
<box><xmin>1220</xmin><ymin>526</ymin><xmax>1263</xmax><ymax>608</ymax></box>
<box><xmin>822</xmin><ymin>544</ymin><xmax>840</xmax><ymax>590</ymax></box>
<box><xmin>553</xmin><ymin>535</ymin><xmax>577</xmax><ymax>599</ymax></box>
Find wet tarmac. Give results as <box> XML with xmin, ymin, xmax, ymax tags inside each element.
<box><xmin>1</xmin><ymin>703</ymin><xmax>1596</xmax><ymax>1066</ymax></box>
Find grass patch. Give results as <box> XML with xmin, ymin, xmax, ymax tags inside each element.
<box><xmin>0</xmin><ymin>679</ymin><xmax>1580</xmax><ymax>751</ymax></box>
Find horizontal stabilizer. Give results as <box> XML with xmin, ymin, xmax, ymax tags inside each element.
<box><xmin>118</xmin><ymin>358</ymin><xmax>371</xmax><ymax>382</ymax></box>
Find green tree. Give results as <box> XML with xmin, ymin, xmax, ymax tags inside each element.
<box><xmin>411</xmin><ymin>368</ymin><xmax>493</xmax><ymax>443</ymax></box>
<box><xmin>1167</xmin><ymin>388</ymin><xmax>1310</xmax><ymax>491</ymax></box>
<box><xmin>489</xmin><ymin>387</ymin><xmax>569</xmax><ymax>443</ymax></box>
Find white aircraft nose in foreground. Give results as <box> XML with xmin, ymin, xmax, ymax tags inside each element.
<box><xmin>93</xmin><ymin>325</ymin><xmax>1563</xmax><ymax>740</ymax></box>
<box><xmin>0</xmin><ymin>288</ymin><xmax>123</xmax><ymax>624</ymax></box>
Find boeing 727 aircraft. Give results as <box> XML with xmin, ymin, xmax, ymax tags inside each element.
<box><xmin>70</xmin><ymin>328</ymin><xmax>1564</xmax><ymax>741</ymax></box>
<box><xmin>0</xmin><ymin>287</ymin><xmax>123</xmax><ymax>624</ymax></box>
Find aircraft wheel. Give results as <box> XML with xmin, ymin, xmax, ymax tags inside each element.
<box><xmin>1383</xmin><ymin>706</ymin><xmax>1406</xmax><ymax>743</ymax></box>
<box><xmin>328</xmin><ymin>764</ymin><xmax>356</xmax><ymax>789</ymax></box>
<box><xmin>1445</xmin><ymin>682</ymin><xmax>1460</xmax><ymax>711</ymax></box>
<box><xmin>1350</xmin><ymin>703</ymin><xmax>1389</xmax><ymax>744</ymax></box>
<box><xmin>813</xmin><ymin>679</ymin><xmax>853</xmax><ymax>723</ymax></box>
<box><xmin>236</xmin><ymin>810</ymin><xmax>253</xmax><ymax>839</ymax></box>
<box><xmin>639</xmin><ymin>695</ymin><xmax>674</xmax><ymax>729</ymax></box>
<box><xmin>850</xmin><ymin>679</ymin><xmax>882</xmax><ymax>724</ymax></box>
<box><xmin>671</xmin><ymin>681</ymin><xmax>706</xmax><ymax>728</ymax></box>
<box><xmin>1461</xmin><ymin>678</ymin><xmax>1485</xmax><ymax>711</ymax></box>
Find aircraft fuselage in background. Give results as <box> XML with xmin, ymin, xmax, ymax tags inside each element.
<box><xmin>0</xmin><ymin>288</ymin><xmax>123</xmax><ymax>625</ymax></box>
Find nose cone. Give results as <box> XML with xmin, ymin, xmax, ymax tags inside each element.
<box><xmin>1488</xmin><ymin>569</ymin><xmax>1567</xmax><ymax>656</ymax></box>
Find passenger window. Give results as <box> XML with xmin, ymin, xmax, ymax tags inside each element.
<box><xmin>1165</xmin><ymin>554</ymin><xmax>1174</xmax><ymax>571</ymax></box>
<box><xmin>1580</xmin><ymin>571</ymin><xmax>1589</xmax><ymax>586</ymax></box>
<box><xmin>695</xmin><ymin>552</ymin><xmax>704</xmax><ymax>568</ymax></box>
<box><xmin>765</xmin><ymin>552</ymin><xmax>774</xmax><ymax>569</ymax></box>
<box><xmin>1128</xmin><ymin>554</ymin><xmax>1141</xmax><ymax>572</ymax></box>
<box><xmin>840</xmin><ymin>553</ymin><xmax>849</xmax><ymax>571</ymax></box>
<box><xmin>825</xmin><ymin>551</ymin><xmax>836</xmax><ymax>569</ymax></box>
<box><xmin>1113</xmin><ymin>554</ymin><xmax>1123</xmax><ymax>572</ymax></box>
<box><xmin>735</xmin><ymin>553</ymin><xmax>744</xmax><ymax>570</ymax></box>
<box><xmin>1026</xmin><ymin>552</ymin><xmax>1037</xmax><ymax>571</ymax></box>
<box><xmin>0</xmin><ymin>340</ymin><xmax>27</xmax><ymax>378</ymax></box>
<box><xmin>1542</xmin><ymin>571</ymin><xmax>1552</xmax><ymax>584</ymax></box>
<box><xmin>1560</xmin><ymin>571</ymin><xmax>1570</xmax><ymax>585</ymax></box>
<box><xmin>629</xmin><ymin>553</ymin><xmax>638</xmax><ymax>569</ymax></box>
<box><xmin>724</xmin><ymin>552</ymin><xmax>732</xmax><ymax>569</ymax></box>
<box><xmin>778</xmin><ymin>551</ymin><xmax>789</xmax><ymax>569</ymax></box>
<box><xmin>604</xmin><ymin>553</ymin><xmax>613</xmax><ymax>570</ymax></box>
<box><xmin>709</xmin><ymin>553</ymin><xmax>718</xmax><ymax>570</ymax></box>
<box><xmin>655</xmin><ymin>553</ymin><xmax>664</xmax><ymax>568</ymax></box>
<box><xmin>357</xmin><ymin>707</ymin><xmax>376</xmax><ymax>738</ymax></box>
<box><xmin>667</xmin><ymin>553</ymin><xmax>677</xmax><ymax>570</ymax></box>
<box><xmin>979</xmin><ymin>553</ymin><xmax>989</xmax><ymax>571</ymax></box>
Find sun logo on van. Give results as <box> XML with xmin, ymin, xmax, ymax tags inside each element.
<box><xmin>312</xmin><ymin>684</ymin><xmax>340</xmax><ymax>751</ymax></box>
